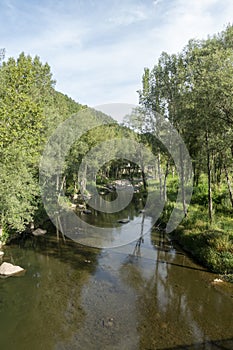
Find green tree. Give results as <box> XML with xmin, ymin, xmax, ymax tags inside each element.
<box><xmin>0</xmin><ymin>53</ymin><xmax>55</xmax><ymax>239</ymax></box>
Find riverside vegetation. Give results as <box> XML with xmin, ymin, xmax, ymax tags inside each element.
<box><xmin>0</xmin><ymin>25</ymin><xmax>233</xmax><ymax>281</ymax></box>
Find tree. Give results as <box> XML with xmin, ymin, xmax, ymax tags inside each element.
<box><xmin>0</xmin><ymin>53</ymin><xmax>55</xmax><ymax>239</ymax></box>
<box><xmin>136</xmin><ymin>24</ymin><xmax>233</xmax><ymax>224</ymax></box>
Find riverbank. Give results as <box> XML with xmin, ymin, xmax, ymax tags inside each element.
<box><xmin>147</xmin><ymin>175</ymin><xmax>233</xmax><ymax>282</ymax></box>
<box><xmin>165</xmin><ymin>205</ymin><xmax>233</xmax><ymax>283</ymax></box>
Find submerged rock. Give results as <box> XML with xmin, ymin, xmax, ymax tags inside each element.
<box><xmin>117</xmin><ymin>218</ymin><xmax>130</xmax><ymax>224</ymax></box>
<box><xmin>102</xmin><ymin>317</ymin><xmax>114</xmax><ymax>328</ymax></box>
<box><xmin>83</xmin><ymin>209</ymin><xmax>92</xmax><ymax>215</ymax></box>
<box><xmin>32</xmin><ymin>228</ymin><xmax>47</xmax><ymax>236</ymax></box>
<box><xmin>0</xmin><ymin>262</ymin><xmax>25</xmax><ymax>276</ymax></box>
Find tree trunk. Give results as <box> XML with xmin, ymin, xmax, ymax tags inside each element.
<box><xmin>206</xmin><ymin>132</ymin><xmax>213</xmax><ymax>223</ymax></box>
<box><xmin>56</xmin><ymin>173</ymin><xmax>60</xmax><ymax>192</ymax></box>
<box><xmin>158</xmin><ymin>152</ymin><xmax>163</xmax><ymax>200</ymax></box>
<box><xmin>60</xmin><ymin>175</ymin><xmax>66</xmax><ymax>193</ymax></box>
<box><xmin>80</xmin><ymin>162</ymin><xmax>87</xmax><ymax>193</ymax></box>
<box><xmin>141</xmin><ymin>167</ymin><xmax>147</xmax><ymax>191</ymax></box>
<box><xmin>179</xmin><ymin>144</ymin><xmax>187</xmax><ymax>217</ymax></box>
<box><xmin>193</xmin><ymin>163</ymin><xmax>200</xmax><ymax>187</ymax></box>
<box><xmin>224</xmin><ymin>163</ymin><xmax>233</xmax><ymax>208</ymax></box>
<box><xmin>163</xmin><ymin>161</ymin><xmax>169</xmax><ymax>201</ymax></box>
<box><xmin>115</xmin><ymin>166</ymin><xmax>118</xmax><ymax>179</ymax></box>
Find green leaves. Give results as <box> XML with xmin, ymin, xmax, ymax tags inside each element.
<box><xmin>137</xmin><ymin>25</ymin><xmax>233</xmax><ymax>221</ymax></box>
<box><xmin>0</xmin><ymin>53</ymin><xmax>56</xmax><ymax>237</ymax></box>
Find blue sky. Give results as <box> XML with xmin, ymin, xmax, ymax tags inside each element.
<box><xmin>1</xmin><ymin>0</ymin><xmax>232</xmax><ymax>107</ymax></box>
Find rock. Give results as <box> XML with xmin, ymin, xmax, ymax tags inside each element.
<box><xmin>117</xmin><ymin>218</ymin><xmax>130</xmax><ymax>224</ymax></box>
<box><xmin>83</xmin><ymin>209</ymin><xmax>92</xmax><ymax>215</ymax></box>
<box><xmin>107</xmin><ymin>318</ymin><xmax>114</xmax><ymax>327</ymax></box>
<box><xmin>106</xmin><ymin>184</ymin><xmax>115</xmax><ymax>191</ymax></box>
<box><xmin>213</xmin><ymin>278</ymin><xmax>223</xmax><ymax>283</ymax></box>
<box><xmin>0</xmin><ymin>262</ymin><xmax>25</xmax><ymax>276</ymax></box>
<box><xmin>78</xmin><ymin>204</ymin><xmax>85</xmax><ymax>209</ymax></box>
<box><xmin>32</xmin><ymin>228</ymin><xmax>47</xmax><ymax>236</ymax></box>
<box><xmin>102</xmin><ymin>317</ymin><xmax>114</xmax><ymax>328</ymax></box>
<box><xmin>83</xmin><ymin>193</ymin><xmax>91</xmax><ymax>200</ymax></box>
<box><xmin>0</xmin><ymin>251</ymin><xmax>4</xmax><ymax>258</ymax></box>
<box><xmin>71</xmin><ymin>203</ymin><xmax>77</xmax><ymax>209</ymax></box>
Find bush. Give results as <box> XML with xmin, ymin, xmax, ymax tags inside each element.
<box><xmin>191</xmin><ymin>183</ymin><xmax>208</xmax><ymax>206</ymax></box>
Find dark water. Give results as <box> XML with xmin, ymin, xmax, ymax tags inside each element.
<box><xmin>0</xmin><ymin>194</ymin><xmax>233</xmax><ymax>350</ymax></box>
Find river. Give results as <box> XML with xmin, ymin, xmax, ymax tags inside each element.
<box><xmin>0</xmin><ymin>193</ymin><xmax>233</xmax><ymax>349</ymax></box>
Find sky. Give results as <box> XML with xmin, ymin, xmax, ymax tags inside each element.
<box><xmin>1</xmin><ymin>0</ymin><xmax>233</xmax><ymax>109</ymax></box>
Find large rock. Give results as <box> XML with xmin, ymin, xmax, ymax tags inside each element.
<box><xmin>0</xmin><ymin>262</ymin><xmax>25</xmax><ymax>276</ymax></box>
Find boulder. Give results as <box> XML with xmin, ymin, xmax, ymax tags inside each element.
<box><xmin>32</xmin><ymin>228</ymin><xmax>47</xmax><ymax>236</ymax></box>
<box><xmin>0</xmin><ymin>262</ymin><xmax>25</xmax><ymax>276</ymax></box>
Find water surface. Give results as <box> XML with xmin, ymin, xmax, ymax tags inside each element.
<box><xmin>0</xmin><ymin>194</ymin><xmax>233</xmax><ymax>349</ymax></box>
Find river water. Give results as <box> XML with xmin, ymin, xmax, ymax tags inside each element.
<box><xmin>0</xmin><ymin>193</ymin><xmax>233</xmax><ymax>350</ymax></box>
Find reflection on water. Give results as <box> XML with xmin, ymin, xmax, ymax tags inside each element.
<box><xmin>63</xmin><ymin>191</ymin><xmax>154</xmax><ymax>248</ymax></box>
<box><xmin>0</xmin><ymin>193</ymin><xmax>233</xmax><ymax>349</ymax></box>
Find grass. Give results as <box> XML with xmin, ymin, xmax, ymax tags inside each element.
<box><xmin>170</xmin><ymin>207</ymin><xmax>233</xmax><ymax>278</ymax></box>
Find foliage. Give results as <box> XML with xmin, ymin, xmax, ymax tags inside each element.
<box><xmin>123</xmin><ymin>25</ymin><xmax>233</xmax><ymax>279</ymax></box>
<box><xmin>0</xmin><ymin>52</ymin><xmax>86</xmax><ymax>241</ymax></box>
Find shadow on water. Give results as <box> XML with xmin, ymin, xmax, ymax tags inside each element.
<box><xmin>130</xmin><ymin>229</ymin><xmax>207</xmax><ymax>273</ymax></box>
<box><xmin>18</xmin><ymin>231</ymin><xmax>100</xmax><ymax>270</ymax></box>
<box><xmin>155</xmin><ymin>337</ymin><xmax>233</xmax><ymax>349</ymax></box>
<box><xmin>158</xmin><ymin>259</ymin><xmax>208</xmax><ymax>272</ymax></box>
<box><xmin>0</xmin><ymin>229</ymin><xmax>102</xmax><ymax>350</ymax></box>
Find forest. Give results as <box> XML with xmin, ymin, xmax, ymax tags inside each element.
<box><xmin>0</xmin><ymin>24</ymin><xmax>233</xmax><ymax>280</ymax></box>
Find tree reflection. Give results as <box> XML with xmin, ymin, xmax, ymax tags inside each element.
<box><xmin>119</xmin><ymin>228</ymin><xmax>233</xmax><ymax>349</ymax></box>
<box><xmin>131</xmin><ymin>213</ymin><xmax>145</xmax><ymax>258</ymax></box>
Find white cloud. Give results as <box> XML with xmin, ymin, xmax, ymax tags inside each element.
<box><xmin>108</xmin><ymin>6</ymin><xmax>148</xmax><ymax>26</ymax></box>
